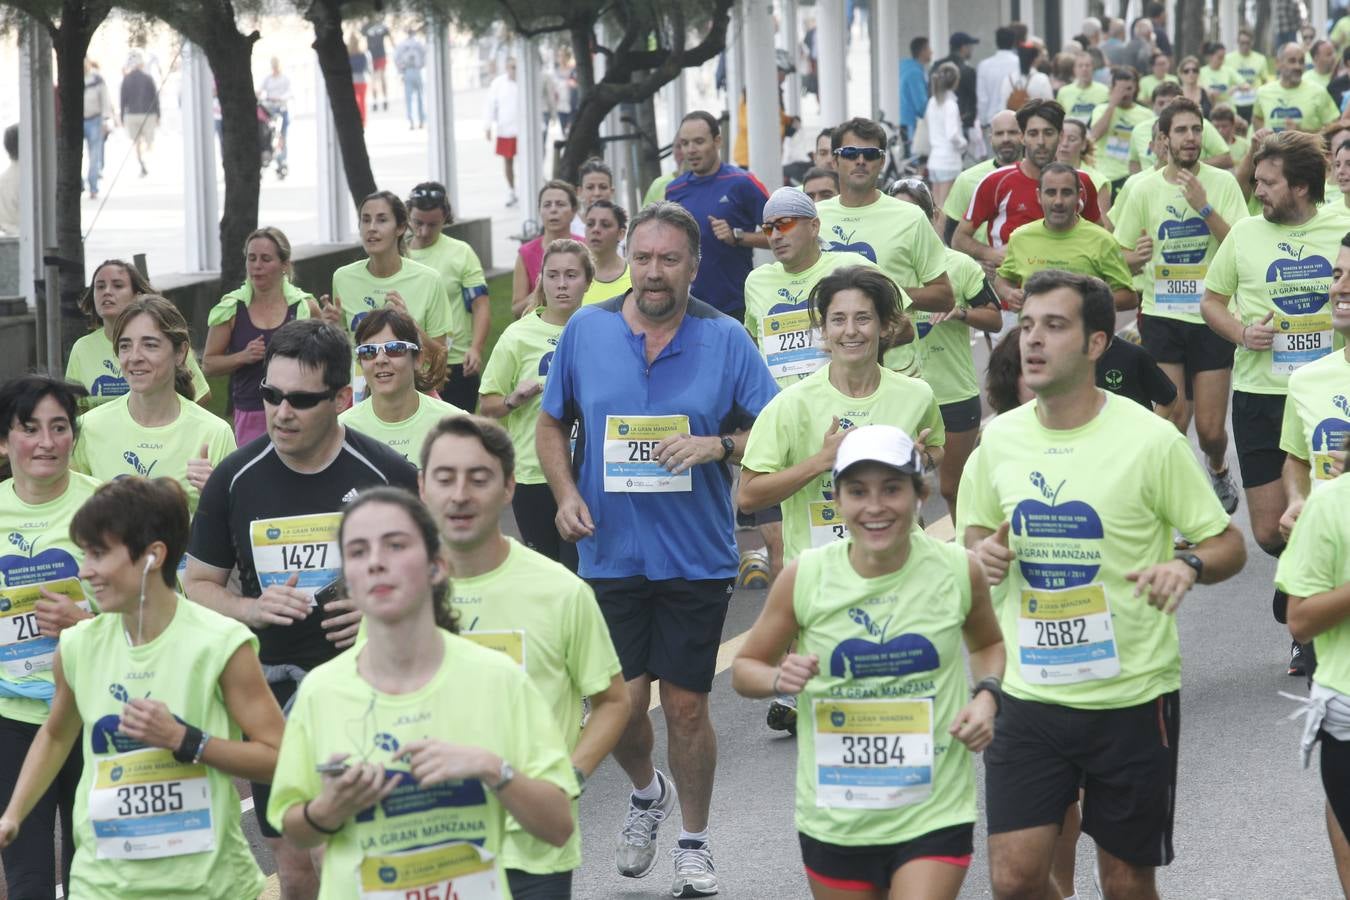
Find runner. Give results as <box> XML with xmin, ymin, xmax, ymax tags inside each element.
<box><xmin>0</xmin><ymin>376</ymin><xmax>97</xmax><ymax>898</ymax></box>
<box><xmin>1229</xmin><ymin>28</ymin><xmax>1270</xmax><ymax>122</ymax></box>
<box><xmin>513</xmin><ymin>181</ymin><xmax>584</xmax><ymax>317</ymax></box>
<box><xmin>1125</xmin><ymin>81</ymin><xmax>1234</xmax><ymax>174</ymax></box>
<box><xmin>66</xmin><ymin>259</ymin><xmax>210</xmax><ymax>407</ymax></box>
<box><xmin>1137</xmin><ymin>52</ymin><xmax>1178</xmax><ymax>105</ymax></box>
<box><xmin>71</xmin><ymin>296</ymin><xmax>236</xmax><ymax>516</ymax></box>
<box><xmin>1254</xmin><ymin>43</ymin><xmax>1341</xmax><ymax>133</ymax></box>
<box><xmin>582</xmin><ymin>200</ymin><xmax>631</xmax><ymax>305</ymax></box>
<box><xmin>733</xmin><ymin>424</ymin><xmax>1005</xmax><ymax>900</ymax></box>
<box><xmin>183</xmin><ymin>318</ymin><xmax>418</xmax><ymax>900</ymax></box>
<box><xmin>802</xmin><ymin>167</ymin><xmax>839</xmax><ymax>204</ymax></box>
<box><xmin>666</xmin><ymin>110</ymin><xmax>771</xmax><ymax>322</ymax></box>
<box><xmin>941</xmin><ymin>109</ymin><xmax>1022</xmax><ymax>246</ymax></box>
<box><xmin>202</xmin><ymin>227</ymin><xmax>315</xmax><ymax>445</ymax></box>
<box><xmin>1056</xmin><ymin>117</ymin><xmax>1112</xmax><ymax>217</ymax></box>
<box><xmin>536</xmin><ymin>202</ymin><xmax>780</xmax><ymax>897</ymax></box>
<box><xmin>1110</xmin><ymin>96</ymin><xmax>1246</xmax><ymax>513</ymax></box>
<box><xmin>994</xmin><ymin>163</ymin><xmax>1137</xmax><ymax>311</ymax></box>
<box><xmin>958</xmin><ymin>269</ymin><xmax>1246</xmax><ymax>900</ymax></box>
<box><xmin>420</xmin><ymin>415</ymin><xmax>629</xmax><ymax>899</ymax></box>
<box><xmin>267</xmin><ymin>486</ymin><xmax>576</xmax><ymax>900</ymax></box>
<box><xmin>574</xmin><ymin>156</ymin><xmax>616</xmax><ymax>234</ymax></box>
<box><xmin>480</xmin><ymin>238</ymin><xmax>591</xmax><ymax>571</ymax></box>
<box><xmin>1087</xmin><ymin>67</ymin><xmax>1153</xmax><ymax>192</ymax></box>
<box><xmin>1057</xmin><ymin>53</ymin><xmax>1109</xmax><ymax>121</ymax></box>
<box><xmin>890</xmin><ymin>178</ymin><xmax>1002</xmax><ymax>515</ymax></box>
<box><xmin>339</xmin><ymin>307</ymin><xmax>462</xmax><ymax>465</ymax></box>
<box><xmin>1198</xmin><ymin>42</ymin><xmax>1239</xmax><ymax>107</ymax></box>
<box><xmin>0</xmin><ymin>476</ymin><xmax>286</xmax><ymax>898</ymax></box>
<box><xmin>406</xmin><ymin>181</ymin><xmax>490</xmax><ymax>413</ymax></box>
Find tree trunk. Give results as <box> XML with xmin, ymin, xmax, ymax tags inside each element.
<box><xmin>1253</xmin><ymin>0</ymin><xmax>1273</xmax><ymax>53</ymax></box>
<box><xmin>1175</xmin><ymin>0</ymin><xmax>1205</xmax><ymax>62</ymax></box>
<box><xmin>200</xmin><ymin>29</ymin><xmax>261</xmax><ymax>290</ymax></box>
<box><xmin>308</xmin><ymin>0</ymin><xmax>377</xmax><ymax>210</ymax></box>
<box><xmin>633</xmin><ymin>93</ymin><xmax>660</xmax><ymax>196</ymax></box>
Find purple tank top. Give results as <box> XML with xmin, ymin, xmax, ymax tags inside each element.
<box><xmin>227</xmin><ymin>300</ymin><xmax>298</xmax><ymax>411</ymax></box>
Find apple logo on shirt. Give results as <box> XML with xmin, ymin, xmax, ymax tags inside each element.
<box><xmin>1313</xmin><ymin>397</ymin><xmax>1350</xmax><ymax>475</ymax></box>
<box><xmin>1010</xmin><ymin>472</ymin><xmax>1104</xmax><ymax>590</ymax></box>
<box><xmin>1266</xmin><ymin>242</ymin><xmax>1332</xmax><ymax>316</ymax></box>
<box><xmin>828</xmin><ymin>606</ymin><xmax>940</xmax><ymax>679</ymax></box>
<box><xmin>0</xmin><ymin>532</ymin><xmax>78</xmax><ymax>587</ymax></box>
<box><xmin>1157</xmin><ymin>205</ymin><xmax>1211</xmax><ymax>264</ymax></box>
<box><xmin>826</xmin><ymin>225</ymin><xmax>877</xmax><ymax>263</ymax></box>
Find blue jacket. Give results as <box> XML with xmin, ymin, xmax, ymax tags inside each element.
<box><xmin>899</xmin><ymin>58</ymin><xmax>928</xmax><ymax>135</ymax></box>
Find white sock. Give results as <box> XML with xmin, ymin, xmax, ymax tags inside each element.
<box><xmin>1062</xmin><ymin>893</ymin><xmax>1079</xmax><ymax>900</ymax></box>
<box><xmin>678</xmin><ymin>828</ymin><xmax>709</xmax><ymax>845</ymax></box>
<box><xmin>632</xmin><ymin>772</ymin><xmax>662</xmax><ymax>800</ymax></box>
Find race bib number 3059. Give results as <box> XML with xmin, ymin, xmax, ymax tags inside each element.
<box><xmin>603</xmin><ymin>415</ymin><xmax>692</xmax><ymax>493</ymax></box>
<box><xmin>1153</xmin><ymin>264</ymin><xmax>1206</xmax><ymax>315</ymax></box>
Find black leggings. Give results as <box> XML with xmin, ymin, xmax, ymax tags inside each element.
<box><xmin>0</xmin><ymin>716</ymin><xmax>81</xmax><ymax>899</ymax></box>
<box><xmin>511</xmin><ymin>481</ymin><xmax>578</xmax><ymax>572</ymax></box>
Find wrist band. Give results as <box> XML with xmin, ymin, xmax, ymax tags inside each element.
<box><xmin>1241</xmin><ymin>324</ymin><xmax>1249</xmax><ymax>349</ymax></box>
<box><xmin>771</xmin><ymin>670</ymin><xmax>782</xmax><ymax>696</ymax></box>
<box><xmin>972</xmin><ymin>676</ymin><xmax>1003</xmax><ymax>715</ymax></box>
<box><xmin>173</xmin><ymin>725</ymin><xmax>202</xmax><ymax>764</ymax></box>
<box><xmin>192</xmin><ymin>730</ymin><xmax>210</xmax><ymax>765</ymax></box>
<box><xmin>303</xmin><ymin>799</ymin><xmax>341</xmax><ymax>835</ymax></box>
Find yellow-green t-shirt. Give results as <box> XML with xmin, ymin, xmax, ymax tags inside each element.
<box><xmin>478</xmin><ymin>309</ymin><xmax>567</xmax><ymax>485</ymax></box>
<box><xmin>945</xmin><ymin>158</ymin><xmax>996</xmax><ymax>244</ymax></box>
<box><xmin>266</xmin><ymin>632</ymin><xmax>576</xmax><ymax>900</ymax></box>
<box><xmin>956</xmin><ymin>394</ymin><xmax>1231</xmax><ymax>709</ymax></box>
<box><xmin>71</xmin><ymin>394</ymin><xmax>236</xmax><ymax>515</ymax></box>
<box><xmin>1254</xmin><ymin>78</ymin><xmax>1340</xmax><ymax>131</ymax></box>
<box><xmin>407</xmin><ymin>235</ymin><xmax>489</xmax><ymax>366</ymax></box>
<box><xmin>1198</xmin><ymin>63</ymin><xmax>1241</xmax><ymax>104</ymax></box>
<box><xmin>1137</xmin><ymin>74</ymin><xmax>1179</xmax><ymax>104</ymax></box>
<box><xmin>1126</xmin><ymin>115</ymin><xmax>1230</xmax><ymax>171</ymax></box>
<box><xmin>65</xmin><ymin>329</ymin><xmax>210</xmax><ymax>407</ymax></box>
<box><xmin>1276</xmin><ymin>474</ymin><xmax>1350</xmax><ymax>695</ymax></box>
<box><xmin>741</xmin><ymin>364</ymin><xmax>945</xmax><ymax>563</ymax></box>
<box><xmin>332</xmin><ymin>257</ymin><xmax>454</xmax><ymax>341</ymax></box>
<box><xmin>997</xmin><ymin>218</ymin><xmax>1135</xmax><ymax>292</ymax></box>
<box><xmin>1089</xmin><ymin>102</ymin><xmax>1155</xmax><ymax>181</ymax></box>
<box><xmin>913</xmin><ymin>248</ymin><xmax>986</xmax><ymax>406</ymax></box>
<box><xmin>0</xmin><ymin>472</ymin><xmax>100</xmax><ymax>725</ymax></box>
<box><xmin>582</xmin><ymin>265</ymin><xmax>631</xmax><ymax>306</ymax></box>
<box><xmin>1109</xmin><ymin>164</ymin><xmax>1248</xmax><ymax>323</ymax></box>
<box><xmin>1057</xmin><ymin>81</ymin><xmax>1109</xmax><ymax>121</ymax></box>
<box><xmin>449</xmin><ymin>538</ymin><xmax>621</xmax><ymax>874</ymax></box>
<box><xmin>339</xmin><ymin>392</ymin><xmax>465</xmax><ymax>467</ymax></box>
<box><xmin>1279</xmin><ymin>348</ymin><xmax>1350</xmax><ymax>483</ymax></box>
<box><xmin>1228</xmin><ymin>51</ymin><xmax>1271</xmax><ymax>106</ymax></box>
<box><xmin>1202</xmin><ymin>207</ymin><xmax>1344</xmax><ymax>394</ymax></box>
<box><xmin>1304</xmin><ymin>68</ymin><xmax>1333</xmax><ymax>91</ymax></box>
<box><xmin>791</xmin><ymin>534</ymin><xmax>976</xmax><ymax>844</ymax></box>
<box><xmin>743</xmin><ymin>251</ymin><xmax>874</xmax><ymax>388</ymax></box>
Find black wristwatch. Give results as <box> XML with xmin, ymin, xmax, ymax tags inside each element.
<box><xmin>1177</xmin><ymin>552</ymin><xmax>1204</xmax><ymax>582</ymax></box>
<box><xmin>718</xmin><ymin>435</ymin><xmax>736</xmax><ymax>461</ymax></box>
<box><xmin>972</xmin><ymin>676</ymin><xmax>1002</xmax><ymax>715</ymax></box>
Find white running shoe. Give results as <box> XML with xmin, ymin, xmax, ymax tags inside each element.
<box><xmin>616</xmin><ymin>770</ymin><xmax>677</xmax><ymax>878</ymax></box>
<box><xmin>671</xmin><ymin>839</ymin><xmax>718</xmax><ymax>897</ymax></box>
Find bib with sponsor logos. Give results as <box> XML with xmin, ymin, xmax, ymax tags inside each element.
<box><xmin>808</xmin><ymin>500</ymin><xmax>849</xmax><ymax>549</ymax></box>
<box><xmin>0</xmin><ymin>577</ymin><xmax>86</xmax><ymax>678</ymax></box>
<box><xmin>1017</xmin><ymin>583</ymin><xmax>1120</xmax><ymax>684</ymax></box>
<box><xmin>460</xmin><ymin>630</ymin><xmax>527</xmax><ymax>670</ymax></box>
<box><xmin>1272</xmin><ymin>311</ymin><xmax>1334</xmax><ymax>375</ymax></box>
<box><xmin>1153</xmin><ymin>263</ymin><xmax>1206</xmax><ymax>315</ymax></box>
<box><xmin>602</xmin><ymin>415</ymin><xmax>691</xmax><ymax>493</ymax></box>
<box><xmin>760</xmin><ymin>310</ymin><xmax>828</xmax><ymax>380</ymax></box>
<box><xmin>88</xmin><ymin>747</ymin><xmax>214</xmax><ymax>860</ymax></box>
<box><xmin>250</xmin><ymin>513</ymin><xmax>342</xmax><ymax>604</ymax></box>
<box><xmin>812</xmin><ymin>698</ymin><xmax>934</xmax><ymax>810</ymax></box>
<box><xmin>358</xmin><ymin>842</ymin><xmax>503</xmax><ymax>900</ymax></box>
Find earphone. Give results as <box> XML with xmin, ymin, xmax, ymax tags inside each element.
<box><xmin>127</xmin><ymin>554</ymin><xmax>157</xmax><ymax>647</ymax></box>
<box><xmin>143</xmin><ymin>554</ymin><xmax>157</xmax><ymax>573</ymax></box>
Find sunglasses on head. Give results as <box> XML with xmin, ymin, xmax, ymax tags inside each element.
<box><xmin>355</xmin><ymin>340</ymin><xmax>420</xmax><ymax>361</ymax></box>
<box><xmin>760</xmin><ymin>217</ymin><xmax>807</xmax><ymax>237</ymax></box>
<box><xmin>833</xmin><ymin>146</ymin><xmax>885</xmax><ymax>161</ymax></box>
<box><xmin>259</xmin><ymin>383</ymin><xmax>338</xmax><ymax>409</ymax></box>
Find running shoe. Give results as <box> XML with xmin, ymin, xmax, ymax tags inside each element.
<box><xmin>737</xmin><ymin>548</ymin><xmax>770</xmax><ymax>589</ymax></box>
<box><xmin>766</xmin><ymin>695</ymin><xmax>797</xmax><ymax>735</ymax></box>
<box><xmin>1210</xmin><ymin>467</ymin><xmax>1240</xmax><ymax>514</ymax></box>
<box><xmin>671</xmin><ymin>839</ymin><xmax>718</xmax><ymax>897</ymax></box>
<box><xmin>616</xmin><ymin>770</ymin><xmax>677</xmax><ymax>878</ymax></box>
<box><xmin>1290</xmin><ymin>641</ymin><xmax>1307</xmax><ymax>677</ymax></box>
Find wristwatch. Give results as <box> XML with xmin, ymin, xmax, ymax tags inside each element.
<box><xmin>718</xmin><ymin>435</ymin><xmax>736</xmax><ymax>461</ymax></box>
<box><xmin>488</xmin><ymin>759</ymin><xmax>515</xmax><ymax>792</ymax></box>
<box><xmin>1177</xmin><ymin>552</ymin><xmax>1204</xmax><ymax>582</ymax></box>
<box><xmin>732</xmin><ymin>227</ymin><xmax>744</xmax><ymax>246</ymax></box>
<box><xmin>1197</xmin><ymin>203</ymin><xmax>1214</xmax><ymax>219</ymax></box>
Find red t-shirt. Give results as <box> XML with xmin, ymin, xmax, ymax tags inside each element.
<box><xmin>964</xmin><ymin>164</ymin><xmax>1102</xmax><ymax>249</ymax></box>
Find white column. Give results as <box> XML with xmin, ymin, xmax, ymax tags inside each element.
<box><xmin>1313</xmin><ymin>0</ymin><xmax>1329</xmax><ymax>37</ymax></box>
<box><xmin>1220</xmin><ymin>0</ymin><xmax>1238</xmax><ymax>49</ymax></box>
<box><xmin>928</xmin><ymin>0</ymin><xmax>949</xmax><ymax>63</ymax></box>
<box><xmin>1018</xmin><ymin>0</ymin><xmax>1034</xmax><ymax>37</ymax></box>
<box><xmin>1061</xmin><ymin>0</ymin><xmax>1089</xmax><ymax>45</ymax></box>
<box><xmin>873</xmin><ymin>0</ymin><xmax>900</xmax><ymax>123</ymax></box>
<box><xmin>426</xmin><ymin>18</ymin><xmax>459</xmax><ymax>214</ymax></box>
<box><xmin>315</xmin><ymin>64</ymin><xmax>352</xmax><ymax>243</ymax></box>
<box><xmin>817</xmin><ymin>0</ymin><xmax>847</xmax><ymax>124</ymax></box>
<box><xmin>181</xmin><ymin>42</ymin><xmax>220</xmax><ymax>272</ymax></box>
<box><xmin>726</xmin><ymin>2</ymin><xmax>745</xmax><ymax>164</ymax></box>
<box><xmin>744</xmin><ymin>0</ymin><xmax>780</xmax><ymax>186</ymax></box>
<box><xmin>17</xmin><ymin>20</ymin><xmax>55</xmax><ymax>309</ymax></box>
<box><xmin>780</xmin><ymin>0</ymin><xmax>801</xmax><ymax>118</ymax></box>
<box><xmin>517</xmin><ymin>38</ymin><xmax>543</xmax><ymax>216</ymax></box>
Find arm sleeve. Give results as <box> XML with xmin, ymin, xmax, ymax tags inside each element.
<box><xmin>1095</xmin><ymin>233</ymin><xmax>1138</xmax><ymax>292</ymax></box>
<box><xmin>740</xmin><ymin>393</ymin><xmax>793</xmax><ymax>474</ymax></box>
<box><xmin>912</xmin><ymin>213</ymin><xmax>950</xmax><ymax>285</ymax></box>
<box><xmin>921</xmin><ymin>392</ymin><xmax>947</xmax><ymax>447</ymax></box>
<box><xmin>1081</xmin><ymin>173</ymin><xmax>1102</xmax><ymax>222</ymax></box>
<box><xmin>422</xmin><ymin>279</ymin><xmax>454</xmax><ymax>340</ymax></box>
<box><xmin>966</xmin><ymin>172</ymin><xmax>997</xmax><ymax>226</ymax></box>
<box><xmin>954</xmin><ymin>443</ymin><xmax>1004</xmax><ymax>535</ymax></box>
<box><xmin>995</xmin><ymin>234</ymin><xmax>1024</xmax><ymax>284</ymax></box>
<box><xmin>1275</xmin><ymin>488</ymin><xmax>1341</xmax><ymax>597</ymax></box>
<box><xmin>728</xmin><ymin>327</ymin><xmax>780</xmax><ymax>421</ymax></box>
<box><xmin>1111</xmin><ymin>187</ymin><xmax>1142</xmax><ymax>249</ymax></box>
<box><xmin>186</xmin><ymin>462</ymin><xmax>239</xmax><ymax>571</ymax></box>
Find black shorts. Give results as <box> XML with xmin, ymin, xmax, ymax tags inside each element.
<box><xmin>505</xmin><ymin>869</ymin><xmax>573</xmax><ymax>900</ymax></box>
<box><xmin>736</xmin><ymin>503</ymin><xmax>783</xmax><ymax>528</ymax></box>
<box><xmin>590</xmin><ymin>576</ymin><xmax>734</xmax><ymax>692</ymax></box>
<box><xmin>251</xmin><ymin>677</ymin><xmax>300</xmax><ymax>839</ymax></box>
<box><xmin>1138</xmin><ymin>314</ymin><xmax>1234</xmax><ymax>373</ymax></box>
<box><xmin>799</xmin><ymin>824</ymin><xmax>974</xmax><ymax>890</ymax></box>
<box><xmin>1231</xmin><ymin>390</ymin><xmax>1287</xmax><ymax>488</ymax></box>
<box><xmin>939</xmin><ymin>396</ymin><xmax>982</xmax><ymax>433</ymax></box>
<box><xmin>1322</xmin><ymin>730</ymin><xmax>1350</xmax><ymax>837</ymax></box>
<box><xmin>439</xmin><ymin>363</ymin><xmax>481</xmax><ymax>413</ymax></box>
<box><xmin>985</xmin><ymin>691</ymin><xmax>1180</xmax><ymax>868</ymax></box>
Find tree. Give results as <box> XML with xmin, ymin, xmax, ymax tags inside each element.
<box><xmin>304</xmin><ymin>0</ymin><xmax>377</xmax><ymax>209</ymax></box>
<box><xmin>448</xmin><ymin>0</ymin><xmax>732</xmax><ymax>184</ymax></box>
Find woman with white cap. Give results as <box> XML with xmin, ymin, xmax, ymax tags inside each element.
<box><xmin>733</xmin><ymin>424</ymin><xmax>1005</xmax><ymax>900</ymax></box>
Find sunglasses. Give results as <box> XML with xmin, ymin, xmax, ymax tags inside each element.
<box><xmin>1181</xmin><ymin>67</ymin><xmax>1198</xmax><ymax>73</ymax></box>
<box><xmin>833</xmin><ymin>146</ymin><xmax>885</xmax><ymax>161</ymax></box>
<box><xmin>355</xmin><ymin>340</ymin><xmax>420</xmax><ymax>361</ymax></box>
<box><xmin>259</xmin><ymin>383</ymin><xmax>338</xmax><ymax>409</ymax></box>
<box><xmin>760</xmin><ymin>217</ymin><xmax>807</xmax><ymax>237</ymax></box>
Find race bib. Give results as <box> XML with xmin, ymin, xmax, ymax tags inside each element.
<box><xmin>1153</xmin><ymin>263</ymin><xmax>1206</xmax><ymax>315</ymax></box>
<box><xmin>808</xmin><ymin>500</ymin><xmax>849</xmax><ymax>548</ymax></box>
<box><xmin>1017</xmin><ymin>583</ymin><xmax>1120</xmax><ymax>684</ymax></box>
<box><xmin>1106</xmin><ymin>128</ymin><xmax>1131</xmax><ymax>161</ymax></box>
<box><xmin>359</xmin><ymin>842</ymin><xmax>502</xmax><ymax>900</ymax></box>
<box><xmin>1231</xmin><ymin>84</ymin><xmax>1256</xmax><ymax>106</ymax></box>
<box><xmin>88</xmin><ymin>748</ymin><xmax>214</xmax><ymax>860</ymax></box>
<box><xmin>760</xmin><ymin>310</ymin><xmax>828</xmax><ymax>379</ymax></box>
<box><xmin>603</xmin><ymin>415</ymin><xmax>692</xmax><ymax>493</ymax></box>
<box><xmin>1271</xmin><ymin>313</ymin><xmax>1333</xmax><ymax>375</ymax></box>
<box><xmin>813</xmin><ymin>698</ymin><xmax>933</xmax><ymax>809</ymax></box>
<box><xmin>461</xmin><ymin>630</ymin><xmax>526</xmax><ymax>670</ymax></box>
<box><xmin>250</xmin><ymin>513</ymin><xmax>342</xmax><ymax>605</ymax></box>
<box><xmin>0</xmin><ymin>577</ymin><xmax>86</xmax><ymax>678</ymax></box>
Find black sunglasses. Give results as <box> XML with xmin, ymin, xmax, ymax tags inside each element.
<box><xmin>833</xmin><ymin>146</ymin><xmax>885</xmax><ymax>161</ymax></box>
<box><xmin>259</xmin><ymin>383</ymin><xmax>338</xmax><ymax>409</ymax></box>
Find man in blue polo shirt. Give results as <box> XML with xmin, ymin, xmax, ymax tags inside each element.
<box><xmin>537</xmin><ymin>201</ymin><xmax>779</xmax><ymax>898</ymax></box>
<box><xmin>666</xmin><ymin>110</ymin><xmax>772</xmax><ymax>322</ymax></box>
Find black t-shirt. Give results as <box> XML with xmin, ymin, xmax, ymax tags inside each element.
<box><xmin>1095</xmin><ymin>337</ymin><xmax>1177</xmax><ymax>410</ymax></box>
<box><xmin>187</xmin><ymin>427</ymin><xmax>418</xmax><ymax>670</ymax></box>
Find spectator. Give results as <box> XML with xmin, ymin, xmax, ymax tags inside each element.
<box><xmin>552</xmin><ymin>47</ymin><xmax>576</xmax><ymax>135</ymax></box>
<box><xmin>938</xmin><ymin>31</ymin><xmax>982</xmax><ymax>152</ymax></box>
<box><xmin>999</xmin><ymin>44</ymin><xmax>1054</xmax><ymax>111</ymax></box>
<box><xmin>1103</xmin><ymin>17</ymin><xmax>1131</xmax><ymax>69</ymax></box>
<box><xmin>978</xmin><ymin>25</ymin><xmax>1022</xmax><ymax>125</ymax></box>
<box><xmin>119</xmin><ymin>52</ymin><xmax>158</xmax><ymax>178</ymax></box>
<box><xmin>258</xmin><ymin>57</ymin><xmax>291</xmax><ymax>149</ymax></box>
<box><xmin>361</xmin><ymin>18</ymin><xmax>391</xmax><ymax>112</ymax></box>
<box><xmin>926</xmin><ymin>62</ymin><xmax>967</xmax><ymax>210</ymax></box>
<box><xmin>394</xmin><ymin>27</ymin><xmax>426</xmax><ymax>130</ymax></box>
<box><xmin>1080</xmin><ymin>16</ymin><xmax>1103</xmax><ymax>47</ymax></box>
<box><xmin>486</xmin><ymin>57</ymin><xmax>520</xmax><ymax>206</ymax></box>
<box><xmin>1146</xmin><ymin>1</ymin><xmax>1173</xmax><ymax>55</ymax></box>
<box><xmin>0</xmin><ymin>125</ymin><xmax>17</xmax><ymax>236</ymax></box>
<box><xmin>1126</xmin><ymin>17</ymin><xmax>1157</xmax><ymax>74</ymax></box>
<box><xmin>900</xmin><ymin>36</ymin><xmax>931</xmax><ymax>143</ymax></box>
<box><xmin>347</xmin><ymin>32</ymin><xmax>369</xmax><ymax>125</ymax></box>
<box><xmin>81</xmin><ymin>58</ymin><xmax>114</xmax><ymax>200</ymax></box>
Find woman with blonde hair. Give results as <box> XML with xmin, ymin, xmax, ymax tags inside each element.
<box><xmin>924</xmin><ymin>61</ymin><xmax>967</xmax><ymax>214</ymax></box>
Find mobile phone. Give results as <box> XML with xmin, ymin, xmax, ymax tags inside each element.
<box><xmin>314</xmin><ymin>578</ymin><xmax>343</xmax><ymax>610</ymax></box>
<box><xmin>315</xmin><ymin>761</ymin><xmax>349</xmax><ymax>776</ymax></box>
